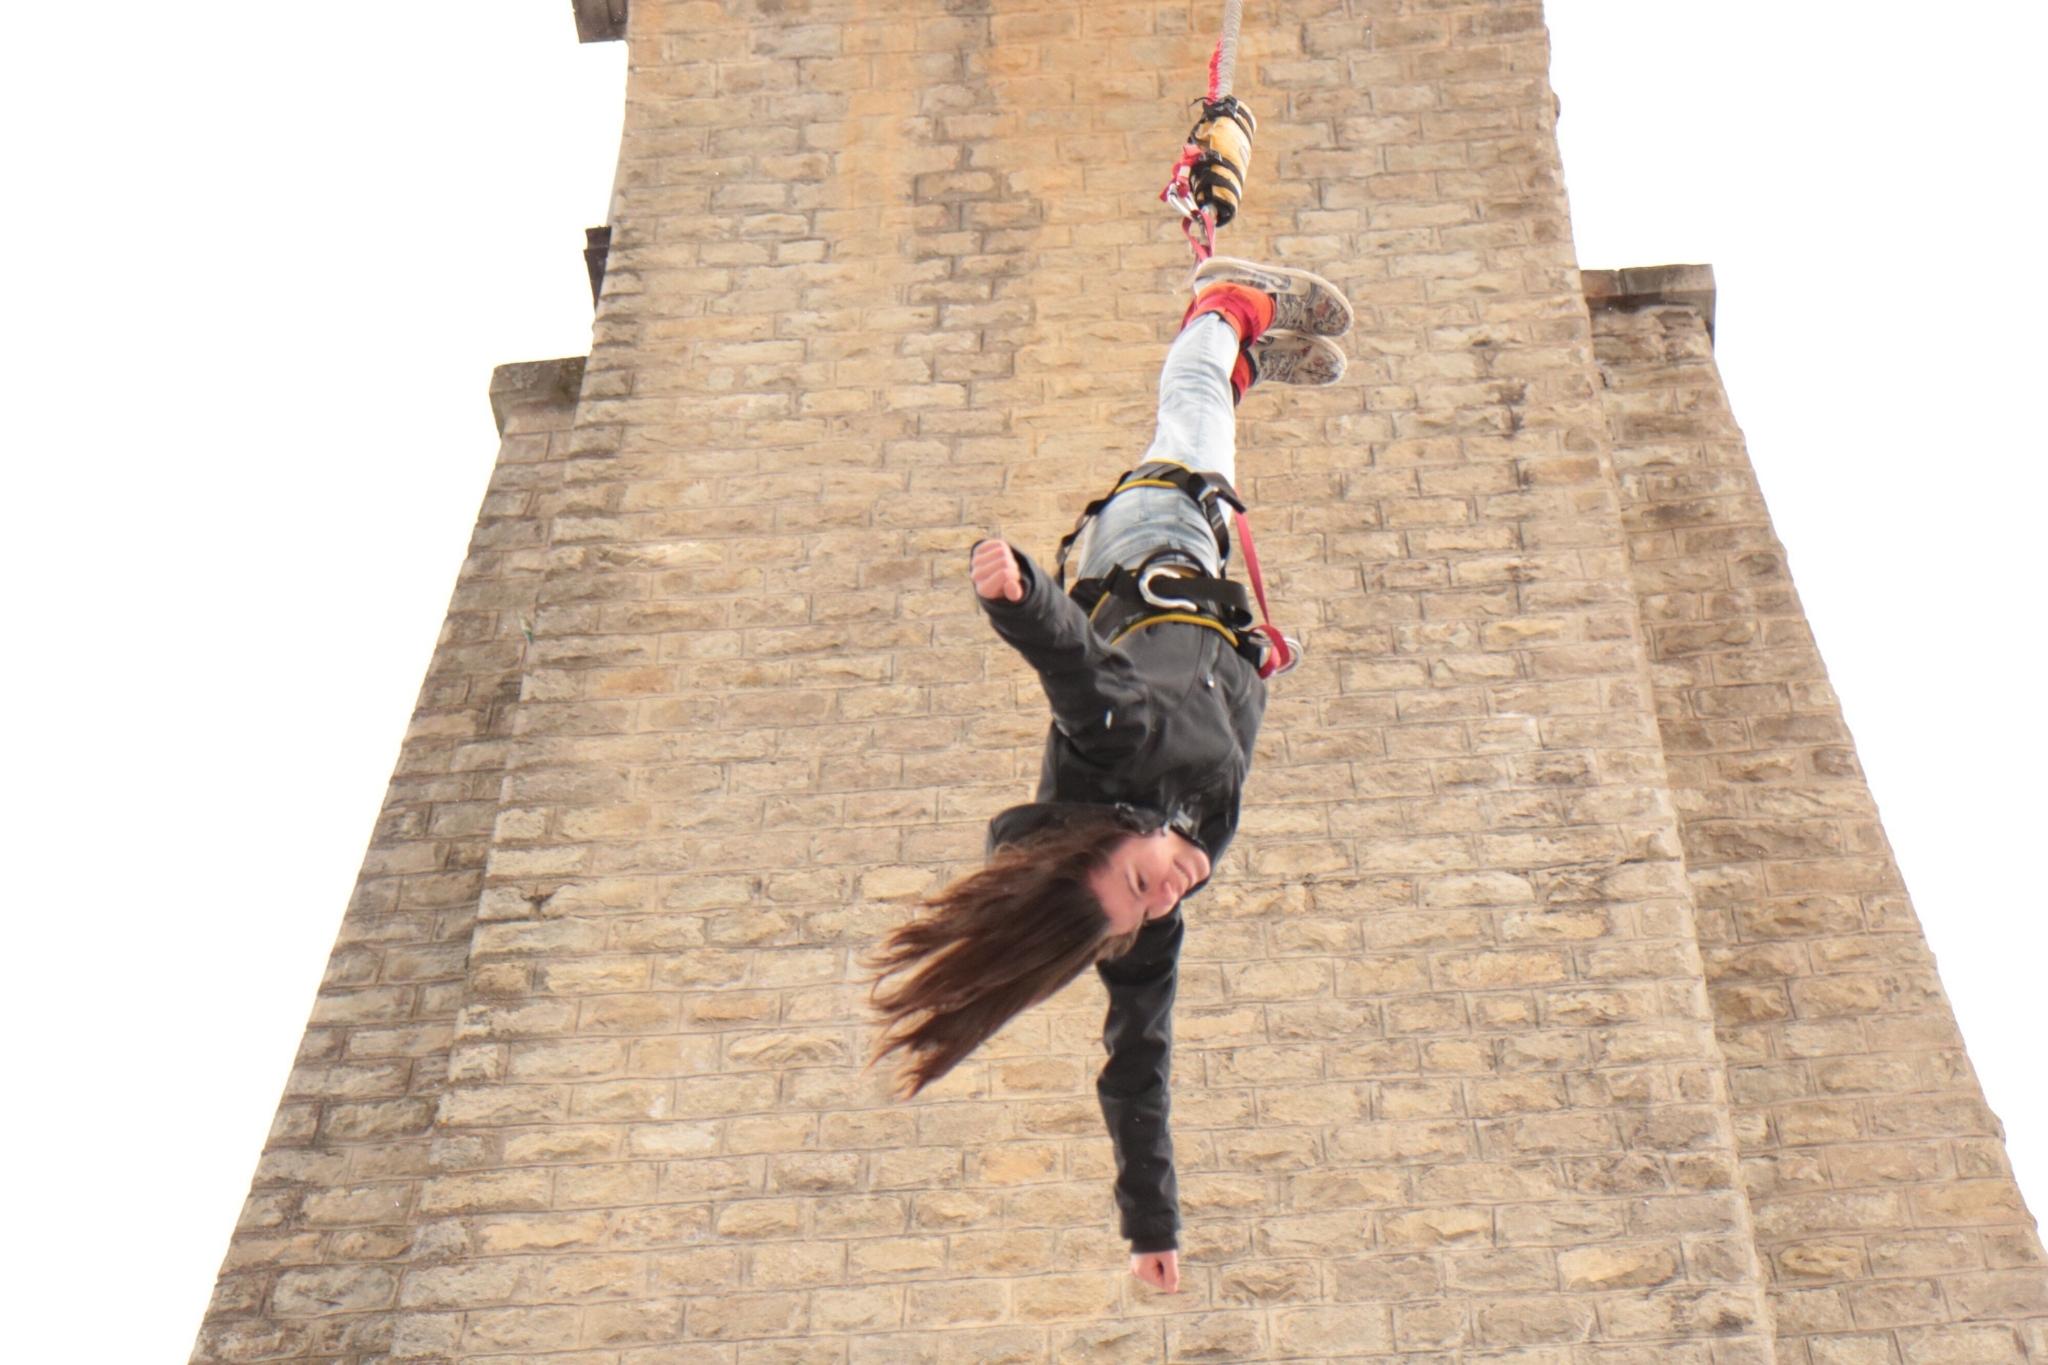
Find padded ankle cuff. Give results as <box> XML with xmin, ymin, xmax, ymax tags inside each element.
<box><xmin>1180</xmin><ymin>281</ymin><xmax>1276</xmax><ymax>345</ymax></box>
<box><xmin>1230</xmin><ymin>349</ymin><xmax>1256</xmax><ymax>405</ymax></box>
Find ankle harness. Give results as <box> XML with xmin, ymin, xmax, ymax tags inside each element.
<box><xmin>1054</xmin><ymin>461</ymin><xmax>1276</xmax><ymax>672</ymax></box>
<box><xmin>1186</xmin><ymin>96</ymin><xmax>1256</xmax><ymax>229</ymax></box>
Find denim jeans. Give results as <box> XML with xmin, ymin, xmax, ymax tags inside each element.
<box><xmin>1073</xmin><ymin>313</ymin><xmax>1239</xmax><ymax>582</ymax></box>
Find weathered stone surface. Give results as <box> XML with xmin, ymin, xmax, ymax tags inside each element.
<box><xmin>1596</xmin><ymin>295</ymin><xmax>2048</xmax><ymax>1364</ymax></box>
<box><xmin>190</xmin><ymin>359</ymin><xmax>583</xmax><ymax>1361</ymax></box>
<box><xmin>191</xmin><ymin>4</ymin><xmax>2044</xmax><ymax>1363</ymax></box>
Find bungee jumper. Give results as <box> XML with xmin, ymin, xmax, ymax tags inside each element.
<box><xmin>868</xmin><ymin>9</ymin><xmax>1356</xmax><ymax>1295</ymax></box>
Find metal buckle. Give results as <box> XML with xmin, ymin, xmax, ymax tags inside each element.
<box><xmin>1139</xmin><ymin>564</ymin><xmax>1204</xmax><ymax>616</ymax></box>
<box><xmin>1265</xmin><ymin>631</ymin><xmax>1303</xmax><ymax>677</ymax></box>
<box><xmin>1165</xmin><ymin>186</ymin><xmax>1216</xmax><ymax>261</ymax></box>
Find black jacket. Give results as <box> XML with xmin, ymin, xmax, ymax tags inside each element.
<box><xmin>979</xmin><ymin>546</ymin><xmax>1266</xmax><ymax>1253</ymax></box>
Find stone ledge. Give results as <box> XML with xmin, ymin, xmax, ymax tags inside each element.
<box><xmin>489</xmin><ymin>356</ymin><xmax>586</xmax><ymax>434</ymax></box>
<box><xmin>1583</xmin><ymin>263</ymin><xmax>1716</xmax><ymax>339</ymax></box>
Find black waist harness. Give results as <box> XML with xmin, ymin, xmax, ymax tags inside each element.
<box><xmin>1056</xmin><ymin>461</ymin><xmax>1266</xmax><ymax>668</ymax></box>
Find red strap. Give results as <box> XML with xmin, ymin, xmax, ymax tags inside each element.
<box><xmin>1232</xmin><ymin>509</ymin><xmax>1296</xmax><ymax>678</ymax></box>
<box><xmin>1158</xmin><ymin>37</ymin><xmax>1228</xmax><ymax>264</ymax></box>
<box><xmin>1159</xmin><ymin>145</ymin><xmax>1216</xmax><ymax>262</ymax></box>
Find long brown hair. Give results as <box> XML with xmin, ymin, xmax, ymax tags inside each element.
<box><xmin>867</xmin><ymin>815</ymin><xmax>1143</xmax><ymax>1097</ymax></box>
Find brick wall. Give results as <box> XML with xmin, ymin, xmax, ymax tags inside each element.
<box><xmin>1594</xmin><ymin>293</ymin><xmax>2048</xmax><ymax>1365</ymax></box>
<box><xmin>191</xmin><ymin>3</ymin><xmax>2044</xmax><ymax>1363</ymax></box>
<box><xmin>383</xmin><ymin>1</ymin><xmax>1773</xmax><ymax>1359</ymax></box>
<box><xmin>192</xmin><ymin>360</ymin><xmax>584</xmax><ymax>1363</ymax></box>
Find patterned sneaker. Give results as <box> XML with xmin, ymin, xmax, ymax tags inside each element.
<box><xmin>1193</xmin><ymin>256</ymin><xmax>1353</xmax><ymax>337</ymax></box>
<box><xmin>1250</xmin><ymin>331</ymin><xmax>1347</xmax><ymax>387</ymax></box>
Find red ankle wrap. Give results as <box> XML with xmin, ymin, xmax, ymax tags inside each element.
<box><xmin>1180</xmin><ymin>281</ymin><xmax>1276</xmax><ymax>345</ymax></box>
<box><xmin>1229</xmin><ymin>350</ymin><xmax>1256</xmax><ymax>405</ymax></box>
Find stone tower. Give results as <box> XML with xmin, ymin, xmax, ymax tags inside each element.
<box><xmin>192</xmin><ymin>3</ymin><xmax>2046</xmax><ymax>1363</ymax></box>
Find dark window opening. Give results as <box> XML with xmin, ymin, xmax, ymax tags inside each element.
<box><xmin>573</xmin><ymin>0</ymin><xmax>627</xmax><ymax>44</ymax></box>
<box><xmin>584</xmin><ymin>226</ymin><xmax>613</xmax><ymax>308</ymax></box>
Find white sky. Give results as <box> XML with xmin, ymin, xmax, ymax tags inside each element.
<box><xmin>1</xmin><ymin>3</ymin><xmax>2040</xmax><ymax>1358</ymax></box>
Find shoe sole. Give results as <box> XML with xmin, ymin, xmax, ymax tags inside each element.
<box><xmin>1194</xmin><ymin>256</ymin><xmax>1354</xmax><ymax>337</ymax></box>
<box><xmin>1252</xmin><ymin>331</ymin><xmax>1347</xmax><ymax>386</ymax></box>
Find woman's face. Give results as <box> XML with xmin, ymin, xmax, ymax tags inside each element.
<box><xmin>1088</xmin><ymin>828</ymin><xmax>1212</xmax><ymax>936</ymax></box>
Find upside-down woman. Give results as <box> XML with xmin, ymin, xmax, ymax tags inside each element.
<box><xmin>866</xmin><ymin>255</ymin><xmax>1354</xmax><ymax>1292</ymax></box>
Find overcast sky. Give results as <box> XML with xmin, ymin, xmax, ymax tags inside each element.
<box><xmin>2</xmin><ymin>3</ymin><xmax>2040</xmax><ymax>1358</ymax></box>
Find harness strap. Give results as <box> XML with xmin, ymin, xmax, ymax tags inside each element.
<box><xmin>1074</xmin><ymin>559</ymin><xmax>1264</xmax><ymax>666</ymax></box>
<box><xmin>1161</xmin><ymin>0</ymin><xmax>1248</xmax><ymax>263</ymax></box>
<box><xmin>1075</xmin><ymin>562</ymin><xmax>1255</xmax><ymax>630</ymax></box>
<box><xmin>1057</xmin><ymin>461</ymin><xmax>1300</xmax><ymax>680</ymax></box>
<box><xmin>1111</xmin><ymin>612</ymin><xmax>1239</xmax><ymax>649</ymax></box>
<box><xmin>1232</xmin><ymin>508</ymin><xmax>1298</xmax><ymax>678</ymax></box>
<box><xmin>1054</xmin><ymin>460</ymin><xmax>1244</xmax><ymax>588</ymax></box>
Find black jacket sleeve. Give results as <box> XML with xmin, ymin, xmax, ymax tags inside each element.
<box><xmin>1095</xmin><ymin>909</ymin><xmax>1182</xmax><ymax>1253</ymax></box>
<box><xmin>976</xmin><ymin>545</ymin><xmax>1152</xmax><ymax>764</ymax></box>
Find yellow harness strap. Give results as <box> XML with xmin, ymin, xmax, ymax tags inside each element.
<box><xmin>1108</xmin><ymin>613</ymin><xmax>1240</xmax><ymax>649</ymax></box>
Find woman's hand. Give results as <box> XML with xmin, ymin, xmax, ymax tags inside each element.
<box><xmin>971</xmin><ymin>539</ymin><xmax>1024</xmax><ymax>602</ymax></box>
<box><xmin>1129</xmin><ymin>1249</ymin><xmax>1180</xmax><ymax>1292</ymax></box>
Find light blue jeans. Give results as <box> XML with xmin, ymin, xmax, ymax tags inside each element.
<box><xmin>1073</xmin><ymin>313</ymin><xmax>1239</xmax><ymax>581</ymax></box>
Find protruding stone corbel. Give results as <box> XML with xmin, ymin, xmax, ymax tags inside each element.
<box><xmin>490</xmin><ymin>356</ymin><xmax>587</xmax><ymax>435</ymax></box>
<box><xmin>1583</xmin><ymin>263</ymin><xmax>1717</xmax><ymax>341</ymax></box>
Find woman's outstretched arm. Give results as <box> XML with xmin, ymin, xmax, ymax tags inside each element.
<box><xmin>973</xmin><ymin>541</ymin><xmax>1152</xmax><ymax>762</ymax></box>
<box><xmin>1096</xmin><ymin>909</ymin><xmax>1182</xmax><ymax>1259</ymax></box>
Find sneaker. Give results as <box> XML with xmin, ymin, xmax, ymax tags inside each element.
<box><xmin>1193</xmin><ymin>257</ymin><xmax>1353</xmax><ymax>337</ymax></box>
<box><xmin>1251</xmin><ymin>331</ymin><xmax>1347</xmax><ymax>387</ymax></box>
